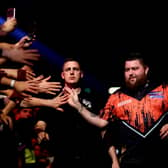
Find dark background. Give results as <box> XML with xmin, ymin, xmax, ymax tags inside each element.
<box><xmin>1</xmin><ymin>1</ymin><xmax>168</xmax><ymax>96</ymax></box>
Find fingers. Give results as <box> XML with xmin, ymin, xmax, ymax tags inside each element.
<box><xmin>43</xmin><ymin>76</ymin><xmax>51</xmax><ymax>81</ymax></box>
<box><xmin>20</xmin><ymin>60</ymin><xmax>34</xmax><ymax>66</ymax></box>
<box><xmin>0</xmin><ymin>115</ymin><xmax>13</xmax><ymax>130</ymax></box>
<box><xmin>7</xmin><ymin>116</ymin><xmax>13</xmax><ymax>130</ymax></box>
<box><xmin>26</xmin><ymin>72</ymin><xmax>36</xmax><ymax>80</ymax></box>
<box><xmin>26</xmin><ymin>88</ymin><xmax>39</xmax><ymax>94</ymax></box>
<box><xmin>34</xmin><ymin>75</ymin><xmax>44</xmax><ymax>81</ymax></box>
<box><xmin>20</xmin><ymin>92</ymin><xmax>32</xmax><ymax>97</ymax></box>
<box><xmin>56</xmin><ymin>107</ymin><xmax>64</xmax><ymax>112</ymax></box>
<box><xmin>24</xmin><ymin>49</ymin><xmax>40</xmax><ymax>56</ymax></box>
<box><xmin>27</xmin><ymin>79</ymin><xmax>41</xmax><ymax>85</ymax></box>
<box><xmin>37</xmin><ymin>132</ymin><xmax>49</xmax><ymax>143</ymax></box>
<box><xmin>20</xmin><ymin>97</ymin><xmax>33</xmax><ymax>107</ymax></box>
<box><xmin>22</xmin><ymin>49</ymin><xmax>41</xmax><ymax>62</ymax></box>
<box><xmin>160</xmin><ymin>131</ymin><xmax>168</xmax><ymax>139</ymax></box>
<box><xmin>43</xmin><ymin>87</ymin><xmax>62</xmax><ymax>95</ymax></box>
<box><xmin>160</xmin><ymin>124</ymin><xmax>168</xmax><ymax>139</ymax></box>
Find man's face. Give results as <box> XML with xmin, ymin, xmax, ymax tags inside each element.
<box><xmin>61</xmin><ymin>61</ymin><xmax>83</xmax><ymax>86</ymax></box>
<box><xmin>124</xmin><ymin>59</ymin><xmax>149</xmax><ymax>89</ymax></box>
<box><xmin>19</xmin><ymin>108</ymin><xmax>33</xmax><ymax>119</ymax></box>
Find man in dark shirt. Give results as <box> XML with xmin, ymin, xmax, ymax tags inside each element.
<box><xmin>36</xmin><ymin>57</ymin><xmax>109</xmax><ymax>168</ymax></box>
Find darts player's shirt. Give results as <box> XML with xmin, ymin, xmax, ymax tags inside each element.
<box><xmin>100</xmin><ymin>83</ymin><xmax>168</xmax><ymax>138</ymax></box>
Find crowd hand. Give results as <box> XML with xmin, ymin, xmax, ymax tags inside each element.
<box><xmin>25</xmin><ymin>70</ymin><xmax>36</xmax><ymax>80</ymax></box>
<box><xmin>50</xmin><ymin>91</ymin><xmax>69</xmax><ymax>111</ymax></box>
<box><xmin>20</xmin><ymin>91</ymin><xmax>68</xmax><ymax>111</ymax></box>
<box><xmin>160</xmin><ymin>124</ymin><xmax>168</xmax><ymax>139</ymax></box>
<box><xmin>20</xmin><ymin>96</ymin><xmax>39</xmax><ymax>107</ymax></box>
<box><xmin>0</xmin><ymin>68</ymin><xmax>36</xmax><ymax>80</ymax></box>
<box><xmin>32</xmin><ymin>74</ymin><xmax>45</xmax><ymax>85</ymax></box>
<box><xmin>34</xmin><ymin>121</ymin><xmax>49</xmax><ymax>143</ymax></box>
<box><xmin>0</xmin><ymin>18</ymin><xmax>17</xmax><ymax>35</ymax></box>
<box><xmin>35</xmin><ymin>120</ymin><xmax>47</xmax><ymax>132</ymax></box>
<box><xmin>19</xmin><ymin>67</ymin><xmax>36</xmax><ymax>81</ymax></box>
<box><xmin>0</xmin><ymin>113</ymin><xmax>13</xmax><ymax>130</ymax></box>
<box><xmin>33</xmin><ymin>74</ymin><xmax>44</xmax><ymax>80</ymax></box>
<box><xmin>38</xmin><ymin>76</ymin><xmax>62</xmax><ymax>95</ymax></box>
<box><xmin>20</xmin><ymin>65</ymin><xmax>36</xmax><ymax>80</ymax></box>
<box><xmin>15</xmin><ymin>35</ymin><xmax>33</xmax><ymax>48</ymax></box>
<box><xmin>1</xmin><ymin>43</ymin><xmax>40</xmax><ymax>66</ymax></box>
<box><xmin>14</xmin><ymin>80</ymin><xmax>39</xmax><ymax>97</ymax></box>
<box><xmin>37</xmin><ymin>131</ymin><xmax>50</xmax><ymax>144</ymax></box>
<box><xmin>23</xmin><ymin>69</ymin><xmax>36</xmax><ymax>80</ymax></box>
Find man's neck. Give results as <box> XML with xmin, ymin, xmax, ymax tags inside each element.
<box><xmin>65</xmin><ymin>84</ymin><xmax>81</xmax><ymax>94</ymax></box>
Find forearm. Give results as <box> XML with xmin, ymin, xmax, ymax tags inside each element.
<box><xmin>0</xmin><ymin>77</ymin><xmax>21</xmax><ymax>95</ymax></box>
<box><xmin>0</xmin><ymin>76</ymin><xmax>12</xmax><ymax>86</ymax></box>
<box><xmin>1</xmin><ymin>100</ymin><xmax>16</xmax><ymax>115</ymax></box>
<box><xmin>75</xmin><ymin>103</ymin><xmax>108</xmax><ymax>128</ymax></box>
<box><xmin>0</xmin><ymin>68</ymin><xmax>18</xmax><ymax>79</ymax></box>
<box><xmin>0</xmin><ymin>43</ymin><xmax>6</xmax><ymax>49</ymax></box>
<box><xmin>33</xmin><ymin>97</ymin><xmax>53</xmax><ymax>107</ymax></box>
<box><xmin>0</xmin><ymin>42</ymin><xmax>13</xmax><ymax>50</ymax></box>
<box><xmin>0</xmin><ymin>57</ymin><xmax>7</xmax><ymax>65</ymax></box>
<box><xmin>108</xmin><ymin>146</ymin><xmax>120</xmax><ymax>167</ymax></box>
<box><xmin>0</xmin><ymin>27</ymin><xmax>7</xmax><ymax>36</ymax></box>
<box><xmin>25</xmin><ymin>97</ymin><xmax>54</xmax><ymax>107</ymax></box>
<box><xmin>0</xmin><ymin>43</ymin><xmax>15</xmax><ymax>60</ymax></box>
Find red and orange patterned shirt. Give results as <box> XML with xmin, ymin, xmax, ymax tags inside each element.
<box><xmin>100</xmin><ymin>83</ymin><xmax>168</xmax><ymax>138</ymax></box>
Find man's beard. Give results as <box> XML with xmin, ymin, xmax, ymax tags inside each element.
<box><xmin>125</xmin><ymin>76</ymin><xmax>147</xmax><ymax>90</ymax></box>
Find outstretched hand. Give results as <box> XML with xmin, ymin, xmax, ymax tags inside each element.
<box><xmin>14</xmin><ymin>79</ymin><xmax>39</xmax><ymax>97</ymax></box>
<box><xmin>0</xmin><ymin>17</ymin><xmax>17</xmax><ymax>36</ymax></box>
<box><xmin>15</xmin><ymin>35</ymin><xmax>33</xmax><ymax>48</ymax></box>
<box><xmin>0</xmin><ymin>113</ymin><xmax>13</xmax><ymax>130</ymax></box>
<box><xmin>38</xmin><ymin>76</ymin><xmax>62</xmax><ymax>95</ymax></box>
<box><xmin>20</xmin><ymin>91</ymin><xmax>69</xmax><ymax>112</ymax></box>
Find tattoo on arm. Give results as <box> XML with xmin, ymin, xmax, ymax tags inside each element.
<box><xmin>78</xmin><ymin>104</ymin><xmax>98</xmax><ymax>118</ymax></box>
<box><xmin>90</xmin><ymin>113</ymin><xmax>97</xmax><ymax>117</ymax></box>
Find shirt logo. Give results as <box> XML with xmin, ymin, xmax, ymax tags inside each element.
<box><xmin>82</xmin><ymin>99</ymin><xmax>92</xmax><ymax>108</ymax></box>
<box><xmin>148</xmin><ymin>91</ymin><xmax>164</xmax><ymax>98</ymax></box>
<box><xmin>117</xmin><ymin>99</ymin><xmax>132</xmax><ymax>107</ymax></box>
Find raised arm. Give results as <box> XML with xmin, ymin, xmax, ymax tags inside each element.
<box><xmin>0</xmin><ymin>76</ymin><xmax>39</xmax><ymax>96</ymax></box>
<box><xmin>0</xmin><ymin>37</ymin><xmax>40</xmax><ymax>66</ymax></box>
<box><xmin>20</xmin><ymin>91</ymin><xmax>69</xmax><ymax>111</ymax></box>
<box><xmin>64</xmin><ymin>86</ymin><xmax>108</xmax><ymax>128</ymax></box>
<box><xmin>0</xmin><ymin>68</ymin><xmax>36</xmax><ymax>80</ymax></box>
<box><xmin>37</xmin><ymin>76</ymin><xmax>62</xmax><ymax>95</ymax></box>
<box><xmin>0</xmin><ymin>17</ymin><xmax>17</xmax><ymax>36</ymax></box>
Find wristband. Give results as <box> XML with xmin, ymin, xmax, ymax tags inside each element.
<box><xmin>10</xmin><ymin>79</ymin><xmax>16</xmax><ymax>87</ymax></box>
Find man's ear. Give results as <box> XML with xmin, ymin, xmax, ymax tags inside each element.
<box><xmin>61</xmin><ymin>72</ymin><xmax>65</xmax><ymax>79</ymax></box>
<box><xmin>80</xmin><ymin>71</ymin><xmax>84</xmax><ymax>79</ymax></box>
<box><xmin>145</xmin><ymin>66</ymin><xmax>149</xmax><ymax>75</ymax></box>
